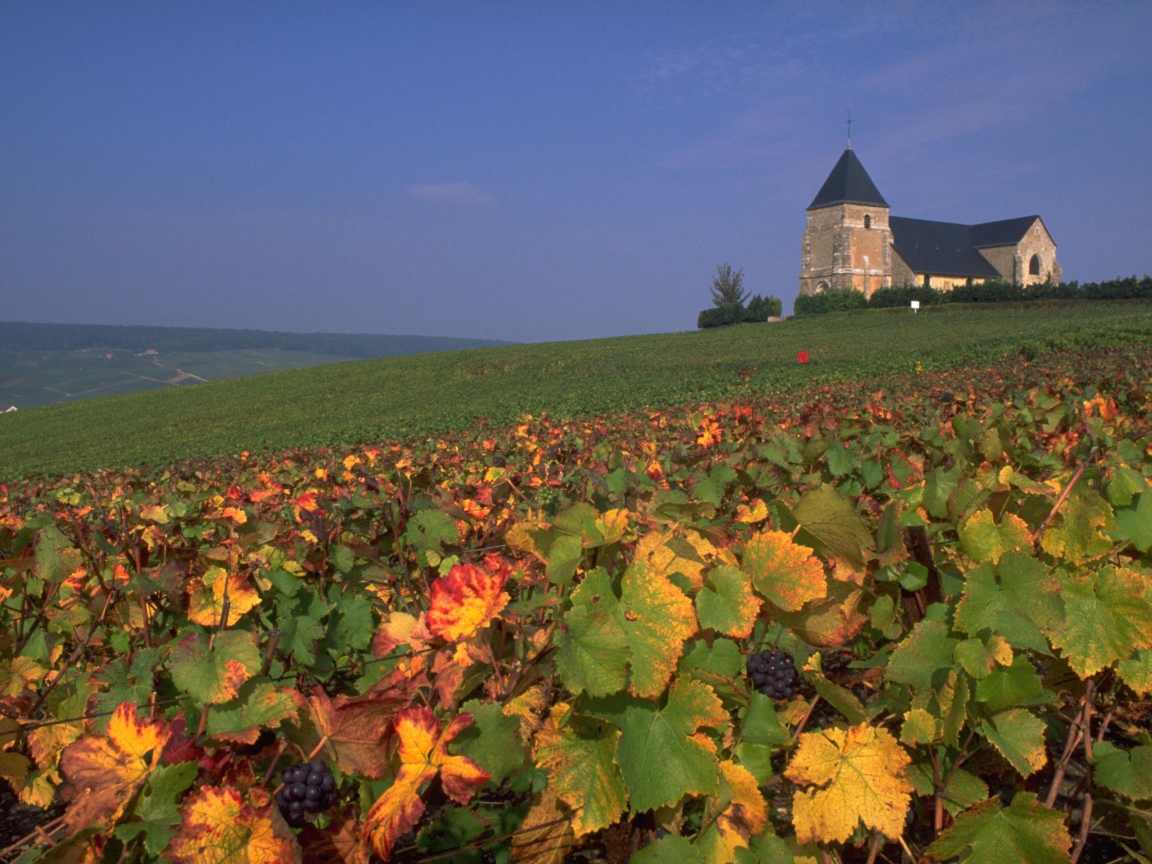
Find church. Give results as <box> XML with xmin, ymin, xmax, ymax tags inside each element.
<box><xmin>798</xmin><ymin>147</ymin><xmax>1061</xmax><ymax>296</ymax></box>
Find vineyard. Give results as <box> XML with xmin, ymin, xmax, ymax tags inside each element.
<box><xmin>1</xmin><ymin>319</ymin><xmax>1151</xmax><ymax>862</ymax></box>
<box><xmin>4</xmin><ymin>300</ymin><xmax>1152</xmax><ymax>479</ymax></box>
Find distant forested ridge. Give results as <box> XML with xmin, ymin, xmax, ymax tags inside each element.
<box><xmin>0</xmin><ymin>322</ymin><xmax>513</xmax><ymax>356</ymax></box>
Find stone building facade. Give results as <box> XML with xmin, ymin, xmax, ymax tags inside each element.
<box><xmin>799</xmin><ymin>148</ymin><xmax>1061</xmax><ymax>297</ymax></box>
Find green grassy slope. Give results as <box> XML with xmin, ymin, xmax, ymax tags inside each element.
<box><xmin>3</xmin><ymin>301</ymin><xmax>1151</xmax><ymax>479</ymax></box>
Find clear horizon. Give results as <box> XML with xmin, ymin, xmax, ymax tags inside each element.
<box><xmin>3</xmin><ymin>2</ymin><xmax>1150</xmax><ymax>343</ymax></box>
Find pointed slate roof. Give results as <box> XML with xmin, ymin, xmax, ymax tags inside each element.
<box><xmin>808</xmin><ymin>148</ymin><xmax>889</xmax><ymax>210</ymax></box>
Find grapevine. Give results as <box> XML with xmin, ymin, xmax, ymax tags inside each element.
<box><xmin>0</xmin><ymin>341</ymin><xmax>1149</xmax><ymax>864</ymax></box>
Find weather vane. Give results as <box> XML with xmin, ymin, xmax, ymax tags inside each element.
<box><xmin>846</xmin><ymin>108</ymin><xmax>852</xmax><ymax>149</ymax></box>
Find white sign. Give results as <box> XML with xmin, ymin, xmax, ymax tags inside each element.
<box><xmin>910</xmin><ymin>300</ymin><xmax>920</xmax><ymax>312</ymax></box>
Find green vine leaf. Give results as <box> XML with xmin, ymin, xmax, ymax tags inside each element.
<box><xmin>978</xmin><ymin>708</ymin><xmax>1048</xmax><ymax>778</ymax></box>
<box><xmin>1091</xmin><ymin>741</ymin><xmax>1152</xmax><ymax>800</ymax></box>
<box><xmin>958</xmin><ymin>509</ymin><xmax>1031</xmax><ymax>565</ymax></box>
<box><xmin>696</xmin><ymin>565</ymin><xmax>759</xmax><ymax>638</ymax></box>
<box><xmin>1049</xmin><ymin>566</ymin><xmax>1152</xmax><ymax>678</ymax></box>
<box><xmin>886</xmin><ymin>620</ymin><xmax>959</xmax><ymax>690</ymax></box>
<box><xmin>953</xmin><ymin>556</ymin><xmax>1061</xmax><ymax>654</ymax></box>
<box><xmin>924</xmin><ymin>792</ymin><xmax>1071</xmax><ymax>863</ymax></box>
<box><xmin>791</xmin><ymin>485</ymin><xmax>874</xmax><ymax>568</ymax></box>
<box><xmin>611</xmin><ymin>678</ymin><xmax>727</xmax><ymax>814</ymax></box>
<box><xmin>554</xmin><ymin>569</ymin><xmax>630</xmax><ymax>697</ymax></box>
<box><xmin>1040</xmin><ymin>487</ymin><xmax>1117</xmax><ymax>565</ymax></box>
<box><xmin>535</xmin><ymin>707</ymin><xmax>627</xmax><ymax>838</ymax></box>
<box><xmin>169</xmin><ymin>630</ymin><xmax>261</xmax><ymax>705</ymax></box>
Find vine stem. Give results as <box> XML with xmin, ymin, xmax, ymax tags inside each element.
<box><xmin>792</xmin><ymin>696</ymin><xmax>821</xmax><ymax>740</ymax></box>
<box><xmin>1031</xmin><ymin>445</ymin><xmax>1098</xmax><ymax>547</ymax></box>
<box><xmin>1046</xmin><ymin>681</ymin><xmax>1094</xmax><ymax>809</ymax></box>
<box><xmin>1070</xmin><ymin>793</ymin><xmax>1093</xmax><ymax>864</ymax></box>
<box><xmin>25</xmin><ymin>586</ymin><xmax>117</xmax><ymax>722</ymax></box>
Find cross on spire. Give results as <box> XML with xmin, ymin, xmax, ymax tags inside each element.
<box><xmin>846</xmin><ymin>108</ymin><xmax>852</xmax><ymax>149</ymax></box>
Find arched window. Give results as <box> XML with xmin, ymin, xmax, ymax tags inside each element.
<box><xmin>816</xmin><ymin>281</ymin><xmax>830</xmax><ymax>293</ymax></box>
<box><xmin>864</xmin><ymin>215</ymin><xmax>872</xmax><ymax>229</ymax></box>
<box><xmin>1029</xmin><ymin>254</ymin><xmax>1041</xmax><ymax>276</ymax></box>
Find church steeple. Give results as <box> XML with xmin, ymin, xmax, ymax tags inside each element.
<box><xmin>799</xmin><ymin>148</ymin><xmax>893</xmax><ymax>298</ymax></box>
<box><xmin>807</xmin><ymin>149</ymin><xmax>888</xmax><ymax>210</ymax></box>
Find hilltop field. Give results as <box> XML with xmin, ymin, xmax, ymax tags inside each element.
<box><xmin>2</xmin><ymin>300</ymin><xmax>1151</xmax><ymax>478</ymax></box>
<box><xmin>1</xmin><ymin>300</ymin><xmax>1152</xmax><ymax>863</ymax></box>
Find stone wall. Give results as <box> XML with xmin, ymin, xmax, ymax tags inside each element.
<box><xmin>799</xmin><ymin>203</ymin><xmax>892</xmax><ymax>296</ymax></box>
<box><xmin>977</xmin><ymin>218</ymin><xmax>1062</xmax><ymax>285</ymax></box>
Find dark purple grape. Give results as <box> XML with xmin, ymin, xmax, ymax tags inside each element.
<box><xmin>276</xmin><ymin>759</ymin><xmax>338</xmax><ymax>826</ymax></box>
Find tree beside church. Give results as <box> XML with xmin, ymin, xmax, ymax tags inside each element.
<box><xmin>799</xmin><ymin>148</ymin><xmax>1061</xmax><ymax>297</ymax></box>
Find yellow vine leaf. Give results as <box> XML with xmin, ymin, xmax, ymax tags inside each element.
<box><xmin>510</xmin><ymin>786</ymin><xmax>576</xmax><ymax>864</ymax></box>
<box><xmin>632</xmin><ymin>528</ymin><xmax>724</xmax><ymax>592</ymax></box>
<box><xmin>620</xmin><ymin>558</ymin><xmax>699</xmax><ymax>698</ymax></box>
<box><xmin>785</xmin><ymin>723</ymin><xmax>913</xmax><ymax>845</ymax></box>
<box><xmin>58</xmin><ymin>702</ymin><xmax>169</xmax><ymax>834</ymax></box>
<box><xmin>700</xmin><ymin>760</ymin><xmax>769</xmax><ymax>863</ymax></box>
<box><xmin>187</xmin><ymin>567</ymin><xmax>261</xmax><ymax>628</ymax></box>
<box><xmin>167</xmin><ymin>786</ymin><xmax>298</xmax><ymax>863</ymax></box>
<box><xmin>426</xmin><ymin>563</ymin><xmax>510</xmax><ymax>641</ymax></box>
<box><xmin>534</xmin><ymin>704</ymin><xmax>627</xmax><ymax>838</ymax></box>
<box><xmin>742</xmin><ymin>530</ymin><xmax>827</xmax><ymax>612</ymax></box>
<box><xmin>503</xmin><ymin>684</ymin><xmax>551</xmax><ymax>743</ymax></box>
<box><xmin>365</xmin><ymin>706</ymin><xmax>489</xmax><ymax>859</ymax></box>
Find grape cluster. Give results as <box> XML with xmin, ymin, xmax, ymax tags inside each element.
<box><xmin>276</xmin><ymin>759</ymin><xmax>337</xmax><ymax>826</ymax></box>
<box><xmin>746</xmin><ymin>649</ymin><xmax>796</xmax><ymax>699</ymax></box>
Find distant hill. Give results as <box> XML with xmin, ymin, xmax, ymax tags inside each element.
<box><xmin>0</xmin><ymin>322</ymin><xmax>513</xmax><ymax>410</ymax></box>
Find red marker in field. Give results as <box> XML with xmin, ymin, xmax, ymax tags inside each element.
<box><xmin>797</xmin><ymin>350</ymin><xmax>809</xmax><ymax>364</ymax></box>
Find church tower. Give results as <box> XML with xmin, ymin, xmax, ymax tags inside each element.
<box><xmin>799</xmin><ymin>148</ymin><xmax>892</xmax><ymax>297</ymax></box>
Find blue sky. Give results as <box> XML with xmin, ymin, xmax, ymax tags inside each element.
<box><xmin>2</xmin><ymin>2</ymin><xmax>1150</xmax><ymax>343</ymax></box>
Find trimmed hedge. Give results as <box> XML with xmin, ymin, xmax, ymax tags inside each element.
<box><xmin>794</xmin><ymin>275</ymin><xmax>1152</xmax><ymax>315</ymax></box>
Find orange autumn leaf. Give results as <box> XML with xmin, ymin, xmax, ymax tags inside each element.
<box><xmin>697</xmin><ymin>417</ymin><xmax>722</xmax><ymax>448</ymax></box>
<box><xmin>365</xmin><ymin>707</ymin><xmax>489</xmax><ymax>860</ymax></box>
<box><xmin>372</xmin><ymin>611</ymin><xmax>434</xmax><ymax>658</ymax></box>
<box><xmin>187</xmin><ymin>566</ymin><xmax>261</xmax><ymax>627</ymax></box>
<box><xmin>168</xmin><ymin>785</ymin><xmax>298</xmax><ymax>864</ymax></box>
<box><xmin>742</xmin><ymin>530</ymin><xmax>827</xmax><ymax>612</ymax></box>
<box><xmin>735</xmin><ymin>499</ymin><xmax>769</xmax><ymax>524</ymax></box>
<box><xmin>426</xmin><ymin>563</ymin><xmax>509</xmax><ymax>642</ymax></box>
<box><xmin>59</xmin><ymin>702</ymin><xmax>169</xmax><ymax>833</ymax></box>
<box><xmin>785</xmin><ymin>723</ymin><xmax>913</xmax><ymax>844</ymax></box>
<box><xmin>219</xmin><ymin>506</ymin><xmax>248</xmax><ymax>524</ymax></box>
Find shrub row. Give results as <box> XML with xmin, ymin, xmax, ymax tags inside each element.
<box><xmin>795</xmin><ymin>274</ymin><xmax>1152</xmax><ymax>315</ymax></box>
<box><xmin>697</xmin><ymin>294</ymin><xmax>783</xmax><ymax>328</ymax></box>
